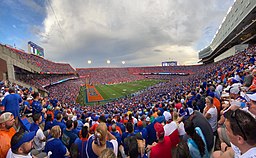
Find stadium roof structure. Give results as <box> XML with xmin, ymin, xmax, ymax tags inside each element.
<box><xmin>199</xmin><ymin>0</ymin><xmax>256</xmax><ymax>64</ymax></box>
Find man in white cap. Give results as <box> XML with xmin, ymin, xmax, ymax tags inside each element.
<box><xmin>163</xmin><ymin>112</ymin><xmax>178</xmax><ymax>136</ymax></box>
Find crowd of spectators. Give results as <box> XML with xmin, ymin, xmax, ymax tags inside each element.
<box><xmin>77</xmin><ymin>68</ymin><xmax>145</xmax><ymax>85</ymax></box>
<box><xmin>0</xmin><ymin>45</ymin><xmax>256</xmax><ymax>158</ymax></box>
<box><xmin>2</xmin><ymin>44</ymin><xmax>76</xmax><ymax>74</ymax></box>
<box><xmin>77</xmin><ymin>66</ymin><xmax>195</xmax><ymax>85</ymax></box>
<box><xmin>16</xmin><ymin>73</ymin><xmax>77</xmax><ymax>88</ymax></box>
<box><xmin>45</xmin><ymin>79</ymin><xmax>83</xmax><ymax>105</ymax></box>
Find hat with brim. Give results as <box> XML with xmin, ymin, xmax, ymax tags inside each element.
<box><xmin>0</xmin><ymin>112</ymin><xmax>13</xmax><ymax>124</ymax></box>
<box><xmin>12</xmin><ymin>131</ymin><xmax>36</xmax><ymax>150</ymax></box>
<box><xmin>154</xmin><ymin>122</ymin><xmax>164</xmax><ymax>138</ymax></box>
<box><xmin>181</xmin><ymin>108</ymin><xmax>194</xmax><ymax>121</ymax></box>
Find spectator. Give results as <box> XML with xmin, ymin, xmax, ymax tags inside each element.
<box><xmin>184</xmin><ymin>119</ymin><xmax>209</xmax><ymax>158</ymax></box>
<box><xmin>61</xmin><ymin>120</ymin><xmax>78</xmax><ymax>150</ymax></box>
<box><xmin>71</xmin><ymin>124</ymin><xmax>90</xmax><ymax>158</ymax></box>
<box><xmin>163</xmin><ymin>111</ymin><xmax>178</xmax><ymax>136</ymax></box>
<box><xmin>6</xmin><ymin>131</ymin><xmax>35</xmax><ymax>158</ymax></box>
<box><xmin>52</xmin><ymin>113</ymin><xmax>66</xmax><ymax>132</ymax></box>
<box><xmin>181</xmin><ymin>108</ymin><xmax>214</xmax><ymax>152</ymax></box>
<box><xmin>29</xmin><ymin>113</ymin><xmax>47</xmax><ymax>157</ymax></box>
<box><xmin>2</xmin><ymin>87</ymin><xmax>22</xmax><ymax>127</ymax></box>
<box><xmin>176</xmin><ymin>141</ymin><xmax>192</xmax><ymax>158</ymax></box>
<box><xmin>203</xmin><ymin>96</ymin><xmax>218</xmax><ymax>134</ymax></box>
<box><xmin>225</xmin><ymin>109</ymin><xmax>256</xmax><ymax>157</ymax></box>
<box><xmin>85</xmin><ymin>122</ymin><xmax>118</xmax><ymax>157</ymax></box>
<box><xmin>147</xmin><ymin>122</ymin><xmax>174</xmax><ymax>158</ymax></box>
<box><xmin>0</xmin><ymin>112</ymin><xmax>16</xmax><ymax>158</ymax></box>
<box><xmin>45</xmin><ymin>125</ymin><xmax>70</xmax><ymax>158</ymax></box>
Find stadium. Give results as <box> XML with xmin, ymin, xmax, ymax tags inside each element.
<box><xmin>0</xmin><ymin>0</ymin><xmax>256</xmax><ymax>158</ymax></box>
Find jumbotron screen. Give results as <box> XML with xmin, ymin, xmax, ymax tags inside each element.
<box><xmin>162</xmin><ymin>61</ymin><xmax>177</xmax><ymax>66</ymax></box>
<box><xmin>28</xmin><ymin>41</ymin><xmax>44</xmax><ymax>57</ymax></box>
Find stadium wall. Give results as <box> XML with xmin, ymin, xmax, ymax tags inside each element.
<box><xmin>0</xmin><ymin>45</ymin><xmax>45</xmax><ymax>93</ymax></box>
<box><xmin>214</xmin><ymin>44</ymin><xmax>248</xmax><ymax>62</ymax></box>
<box><xmin>0</xmin><ymin>58</ymin><xmax>7</xmax><ymax>80</ymax></box>
<box><xmin>0</xmin><ymin>45</ymin><xmax>41</xmax><ymax>82</ymax></box>
<box><xmin>211</xmin><ymin>0</ymin><xmax>256</xmax><ymax>51</ymax></box>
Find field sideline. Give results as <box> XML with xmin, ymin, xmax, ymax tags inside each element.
<box><xmin>95</xmin><ymin>79</ymin><xmax>165</xmax><ymax>101</ymax></box>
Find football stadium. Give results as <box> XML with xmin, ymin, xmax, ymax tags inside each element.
<box><xmin>1</xmin><ymin>0</ymin><xmax>256</xmax><ymax>158</ymax></box>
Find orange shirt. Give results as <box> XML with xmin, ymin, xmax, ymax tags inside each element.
<box><xmin>89</xmin><ymin>123</ymin><xmax>99</xmax><ymax>133</ymax></box>
<box><xmin>152</xmin><ymin>112</ymin><xmax>158</xmax><ymax>118</ymax></box>
<box><xmin>0</xmin><ymin>127</ymin><xmax>16</xmax><ymax>158</ymax></box>
<box><xmin>213</xmin><ymin>97</ymin><xmax>221</xmax><ymax>114</ymax></box>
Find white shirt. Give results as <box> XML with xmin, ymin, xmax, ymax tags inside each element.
<box><xmin>177</xmin><ymin>122</ymin><xmax>186</xmax><ymax>136</ymax></box>
<box><xmin>6</xmin><ymin>148</ymin><xmax>32</xmax><ymax>158</ymax></box>
<box><xmin>164</xmin><ymin>121</ymin><xmax>178</xmax><ymax>136</ymax></box>
<box><xmin>206</xmin><ymin>106</ymin><xmax>218</xmax><ymax>132</ymax></box>
<box><xmin>234</xmin><ymin>74</ymin><xmax>242</xmax><ymax>82</ymax></box>
<box><xmin>231</xmin><ymin>143</ymin><xmax>256</xmax><ymax>158</ymax></box>
<box><xmin>240</xmin><ymin>147</ymin><xmax>256</xmax><ymax>158</ymax></box>
<box><xmin>33</xmin><ymin>128</ymin><xmax>46</xmax><ymax>151</ymax></box>
<box><xmin>109</xmin><ymin>139</ymin><xmax>118</xmax><ymax>156</ymax></box>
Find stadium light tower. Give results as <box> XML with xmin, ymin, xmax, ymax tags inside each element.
<box><xmin>107</xmin><ymin>60</ymin><xmax>111</xmax><ymax>64</ymax></box>
<box><xmin>122</xmin><ymin>61</ymin><xmax>125</xmax><ymax>65</ymax></box>
<box><xmin>88</xmin><ymin>60</ymin><xmax>92</xmax><ymax>64</ymax></box>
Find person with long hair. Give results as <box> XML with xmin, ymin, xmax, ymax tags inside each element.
<box><xmin>184</xmin><ymin>119</ymin><xmax>209</xmax><ymax>158</ymax></box>
<box><xmin>85</xmin><ymin>123</ymin><xmax>118</xmax><ymax>158</ymax></box>
<box><xmin>176</xmin><ymin>141</ymin><xmax>191</xmax><ymax>158</ymax></box>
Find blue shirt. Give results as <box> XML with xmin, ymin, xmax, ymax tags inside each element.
<box><xmin>2</xmin><ymin>93</ymin><xmax>22</xmax><ymax>118</ymax></box>
<box><xmin>74</xmin><ymin>138</ymin><xmax>87</xmax><ymax>158</ymax></box>
<box><xmin>44</xmin><ymin>121</ymin><xmax>53</xmax><ymax>131</ymax></box>
<box><xmin>62</xmin><ymin>129</ymin><xmax>78</xmax><ymax>150</ymax></box>
<box><xmin>30</xmin><ymin>123</ymin><xmax>39</xmax><ymax>132</ymax></box>
<box><xmin>32</xmin><ymin>100</ymin><xmax>43</xmax><ymax>114</ymax></box>
<box><xmin>45</xmin><ymin>138</ymin><xmax>67</xmax><ymax>158</ymax></box>
<box><xmin>85</xmin><ymin>135</ymin><xmax>114</xmax><ymax>158</ymax></box>
<box><xmin>52</xmin><ymin>120</ymin><xmax>66</xmax><ymax>132</ymax></box>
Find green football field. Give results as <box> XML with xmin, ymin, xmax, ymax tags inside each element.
<box><xmin>95</xmin><ymin>79</ymin><xmax>164</xmax><ymax>101</ymax></box>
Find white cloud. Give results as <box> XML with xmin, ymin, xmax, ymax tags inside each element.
<box><xmin>39</xmin><ymin>0</ymin><xmax>234</xmax><ymax>67</ymax></box>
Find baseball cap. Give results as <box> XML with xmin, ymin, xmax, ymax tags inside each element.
<box><xmin>180</xmin><ymin>108</ymin><xmax>194</xmax><ymax>120</ymax></box>
<box><xmin>0</xmin><ymin>112</ymin><xmax>13</xmax><ymax>124</ymax></box>
<box><xmin>163</xmin><ymin>112</ymin><xmax>172</xmax><ymax>122</ymax></box>
<box><xmin>229</xmin><ymin>86</ymin><xmax>240</xmax><ymax>94</ymax></box>
<box><xmin>154</xmin><ymin>122</ymin><xmax>164</xmax><ymax>137</ymax></box>
<box><xmin>146</xmin><ymin>117</ymin><xmax>150</xmax><ymax>122</ymax></box>
<box><xmin>12</xmin><ymin>131</ymin><xmax>36</xmax><ymax>150</ymax></box>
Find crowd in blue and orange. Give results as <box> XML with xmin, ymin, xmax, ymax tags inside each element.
<box><xmin>0</xmin><ymin>45</ymin><xmax>256</xmax><ymax>158</ymax></box>
<box><xmin>2</xmin><ymin>44</ymin><xmax>76</xmax><ymax>74</ymax></box>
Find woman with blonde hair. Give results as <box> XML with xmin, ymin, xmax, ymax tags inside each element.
<box><xmin>45</xmin><ymin>125</ymin><xmax>70</xmax><ymax>158</ymax></box>
<box><xmin>99</xmin><ymin>148</ymin><xmax>116</xmax><ymax>158</ymax></box>
<box><xmin>85</xmin><ymin>122</ymin><xmax>118</xmax><ymax>158</ymax></box>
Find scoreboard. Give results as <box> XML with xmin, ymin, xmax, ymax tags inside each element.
<box><xmin>162</xmin><ymin>61</ymin><xmax>177</xmax><ymax>66</ymax></box>
<box><xmin>28</xmin><ymin>41</ymin><xmax>44</xmax><ymax>57</ymax></box>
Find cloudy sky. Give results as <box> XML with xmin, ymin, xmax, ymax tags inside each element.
<box><xmin>0</xmin><ymin>0</ymin><xmax>235</xmax><ymax>68</ymax></box>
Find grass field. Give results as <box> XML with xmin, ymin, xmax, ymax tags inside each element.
<box><xmin>95</xmin><ymin>79</ymin><xmax>164</xmax><ymax>101</ymax></box>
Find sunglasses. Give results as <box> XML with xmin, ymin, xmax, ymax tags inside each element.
<box><xmin>225</xmin><ymin>110</ymin><xmax>247</xmax><ymax>140</ymax></box>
